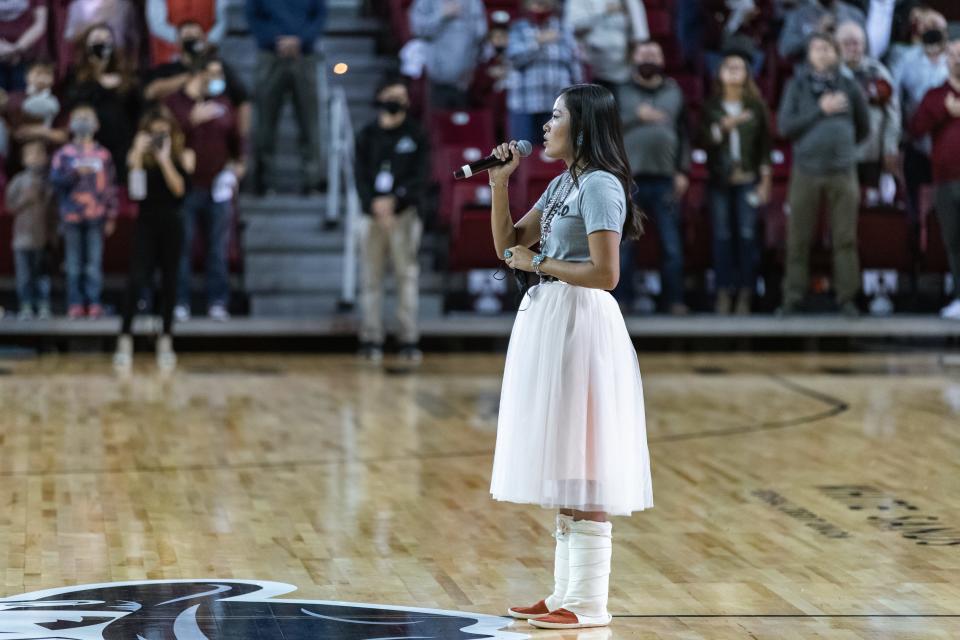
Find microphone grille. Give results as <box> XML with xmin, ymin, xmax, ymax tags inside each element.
<box><xmin>516</xmin><ymin>140</ymin><xmax>533</xmax><ymax>157</ymax></box>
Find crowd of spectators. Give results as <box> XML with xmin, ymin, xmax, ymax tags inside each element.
<box><xmin>0</xmin><ymin>0</ymin><xmax>326</xmax><ymax>325</ymax></box>
<box><xmin>393</xmin><ymin>0</ymin><xmax>960</xmax><ymax>320</ymax></box>
<box><xmin>3</xmin><ymin>0</ymin><xmax>960</xmax><ymax>333</ymax></box>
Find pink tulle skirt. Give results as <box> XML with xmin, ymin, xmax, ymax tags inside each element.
<box><xmin>490</xmin><ymin>281</ymin><xmax>653</xmax><ymax>517</ymax></box>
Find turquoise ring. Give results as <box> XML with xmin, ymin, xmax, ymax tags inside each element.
<box><xmin>503</xmin><ymin>249</ymin><xmax>513</xmax><ymax>259</ymax></box>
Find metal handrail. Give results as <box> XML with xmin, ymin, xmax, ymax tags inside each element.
<box><xmin>326</xmin><ymin>85</ymin><xmax>361</xmax><ymax>309</ymax></box>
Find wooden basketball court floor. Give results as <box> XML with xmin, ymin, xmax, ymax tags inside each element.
<box><xmin>0</xmin><ymin>350</ymin><xmax>958</xmax><ymax>639</ymax></box>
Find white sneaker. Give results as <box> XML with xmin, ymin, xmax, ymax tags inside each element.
<box><xmin>156</xmin><ymin>334</ymin><xmax>177</xmax><ymax>371</ymax></box>
<box><xmin>113</xmin><ymin>335</ymin><xmax>133</xmax><ymax>372</ymax></box>
<box><xmin>174</xmin><ymin>305</ymin><xmax>191</xmax><ymax>322</ymax></box>
<box><xmin>941</xmin><ymin>299</ymin><xmax>960</xmax><ymax>320</ymax></box>
<box><xmin>208</xmin><ymin>304</ymin><xmax>230</xmax><ymax>321</ymax></box>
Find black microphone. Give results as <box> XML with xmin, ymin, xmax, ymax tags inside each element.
<box><xmin>453</xmin><ymin>140</ymin><xmax>533</xmax><ymax>179</ymax></box>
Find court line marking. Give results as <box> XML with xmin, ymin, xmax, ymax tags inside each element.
<box><xmin>650</xmin><ymin>373</ymin><xmax>848</xmax><ymax>442</ymax></box>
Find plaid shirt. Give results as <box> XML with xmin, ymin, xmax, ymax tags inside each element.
<box><xmin>49</xmin><ymin>142</ymin><xmax>118</xmax><ymax>224</ymax></box>
<box><xmin>506</xmin><ymin>16</ymin><xmax>583</xmax><ymax>114</ymax></box>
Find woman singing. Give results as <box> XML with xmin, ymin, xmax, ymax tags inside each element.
<box><xmin>488</xmin><ymin>84</ymin><xmax>653</xmax><ymax>630</ymax></box>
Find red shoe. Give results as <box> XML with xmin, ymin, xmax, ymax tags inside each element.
<box><xmin>67</xmin><ymin>305</ymin><xmax>85</xmax><ymax>319</ymax></box>
<box><xmin>507</xmin><ymin>599</ymin><xmax>550</xmax><ymax>620</ymax></box>
<box><xmin>87</xmin><ymin>304</ymin><xmax>105</xmax><ymax>319</ymax></box>
<box><xmin>529</xmin><ymin>608</ymin><xmax>612</xmax><ymax>629</ymax></box>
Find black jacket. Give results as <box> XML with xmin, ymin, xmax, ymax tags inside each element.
<box><xmin>355</xmin><ymin>118</ymin><xmax>431</xmax><ymax>215</ymax></box>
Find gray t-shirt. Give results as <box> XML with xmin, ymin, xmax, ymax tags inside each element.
<box><xmin>533</xmin><ymin>170</ymin><xmax>626</xmax><ymax>262</ymax></box>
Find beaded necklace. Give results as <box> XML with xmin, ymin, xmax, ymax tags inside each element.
<box><xmin>539</xmin><ymin>170</ymin><xmax>579</xmax><ymax>247</ymax></box>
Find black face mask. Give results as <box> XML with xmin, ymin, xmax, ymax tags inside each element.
<box><xmin>375</xmin><ymin>100</ymin><xmax>407</xmax><ymax>115</ymax></box>
<box><xmin>636</xmin><ymin>63</ymin><xmax>663</xmax><ymax>80</ymax></box>
<box><xmin>88</xmin><ymin>42</ymin><xmax>112</xmax><ymax>60</ymax></box>
<box><xmin>493</xmin><ymin>45</ymin><xmax>507</xmax><ymax>55</ymax></box>
<box><xmin>182</xmin><ymin>37</ymin><xmax>205</xmax><ymax>56</ymax></box>
<box><xmin>922</xmin><ymin>29</ymin><xmax>945</xmax><ymax>46</ymax></box>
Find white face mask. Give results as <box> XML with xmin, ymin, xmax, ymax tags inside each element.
<box><xmin>22</xmin><ymin>92</ymin><xmax>60</xmax><ymax>126</ymax></box>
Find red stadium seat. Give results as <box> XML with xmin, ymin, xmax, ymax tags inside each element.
<box><xmin>646</xmin><ymin>8</ymin><xmax>672</xmax><ymax>38</ymax></box>
<box><xmin>436</xmin><ymin>145</ymin><xmax>487</xmax><ymax>226</ymax></box>
<box><xmin>430</xmin><ymin>110</ymin><xmax>496</xmax><ymax>150</ymax></box>
<box><xmin>632</xmin><ymin>220</ymin><xmax>663</xmax><ymax>270</ymax></box>
<box><xmin>857</xmin><ymin>206</ymin><xmax>912</xmax><ymax>271</ymax></box>
<box><xmin>389</xmin><ymin>0</ymin><xmax>414</xmax><ymax>44</ymax></box>
<box><xmin>921</xmin><ymin>207</ymin><xmax>950</xmax><ymax>274</ymax></box>
<box><xmin>0</xmin><ymin>213</ymin><xmax>12</xmax><ymax>276</ymax></box>
<box><xmin>682</xmin><ymin>179</ymin><xmax>711</xmax><ymax>272</ymax></box>
<box><xmin>448</xmin><ymin>204</ymin><xmax>502</xmax><ymax>271</ymax></box>
<box><xmin>514</xmin><ymin>146</ymin><xmax>565</xmax><ymax>214</ymax></box>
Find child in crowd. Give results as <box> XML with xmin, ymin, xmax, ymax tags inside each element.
<box><xmin>50</xmin><ymin>104</ymin><xmax>117</xmax><ymax>319</ymax></box>
<box><xmin>6</xmin><ymin>140</ymin><xmax>55</xmax><ymax>319</ymax></box>
<box><xmin>14</xmin><ymin>61</ymin><xmax>66</xmax><ymax>147</ymax></box>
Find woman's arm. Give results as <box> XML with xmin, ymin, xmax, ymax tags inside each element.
<box><xmin>505</xmin><ymin>231</ymin><xmax>621</xmax><ymax>290</ymax></box>
<box><xmin>488</xmin><ymin>141</ymin><xmax>542</xmax><ymax>257</ymax></box>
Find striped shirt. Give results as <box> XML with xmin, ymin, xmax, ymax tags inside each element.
<box><xmin>506</xmin><ymin>16</ymin><xmax>583</xmax><ymax>114</ymax></box>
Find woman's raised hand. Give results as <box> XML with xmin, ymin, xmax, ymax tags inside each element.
<box><xmin>487</xmin><ymin>140</ymin><xmax>521</xmax><ymax>187</ymax></box>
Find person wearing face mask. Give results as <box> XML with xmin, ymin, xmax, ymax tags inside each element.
<box><xmin>565</xmin><ymin>0</ymin><xmax>649</xmax><ymax>97</ymax></box>
<box><xmin>0</xmin><ymin>0</ymin><xmax>47</xmax><ymax>92</ymax></box>
<box><xmin>506</xmin><ymin>0</ymin><xmax>582</xmax><ymax>144</ymax></box>
<box><xmin>146</xmin><ymin>0</ymin><xmax>227</xmax><ymax>65</ymax></box>
<box><xmin>354</xmin><ymin>76</ymin><xmax>430</xmax><ymax>364</ymax></box>
<box><xmin>50</xmin><ymin>104</ymin><xmax>118</xmax><ymax>319</ymax></box>
<box><xmin>63</xmin><ymin>23</ymin><xmax>140</xmax><ymax>184</ymax></box>
<box><xmin>911</xmin><ymin>37</ymin><xmax>960</xmax><ymax>320</ymax></box>
<box><xmin>410</xmin><ymin>0</ymin><xmax>488</xmax><ymax>109</ymax></box>
<box><xmin>62</xmin><ymin>0</ymin><xmax>139</xmax><ymax>70</ymax></box>
<box><xmin>143</xmin><ymin>21</ymin><xmax>250</xmax><ymax>135</ymax></box>
<box><xmin>8</xmin><ymin>61</ymin><xmax>68</xmax><ymax>156</ymax></box>
<box><xmin>778</xmin><ymin>0</ymin><xmax>866</xmax><ymax>60</ymax></box>
<box><xmin>614</xmin><ymin>40</ymin><xmax>690</xmax><ymax>316</ymax></box>
<box><xmin>777</xmin><ymin>33</ymin><xmax>870</xmax><ymax>317</ymax></box>
<box><xmin>836</xmin><ymin>20</ymin><xmax>900</xmax><ymax>193</ymax></box>
<box><xmin>164</xmin><ymin>56</ymin><xmax>243</xmax><ymax>322</ymax></box>
<box><xmin>6</xmin><ymin>140</ymin><xmax>56</xmax><ymax>319</ymax></box>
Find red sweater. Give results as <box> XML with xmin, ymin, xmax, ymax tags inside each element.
<box><xmin>910</xmin><ymin>81</ymin><xmax>960</xmax><ymax>185</ymax></box>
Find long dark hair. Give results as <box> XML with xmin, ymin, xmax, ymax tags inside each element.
<box><xmin>559</xmin><ymin>84</ymin><xmax>644</xmax><ymax>239</ymax></box>
<box><xmin>137</xmin><ymin>106</ymin><xmax>187</xmax><ymax>170</ymax></box>
<box><xmin>710</xmin><ymin>53</ymin><xmax>763</xmax><ymax>104</ymax></box>
<box><xmin>73</xmin><ymin>23</ymin><xmax>135</xmax><ymax>93</ymax></box>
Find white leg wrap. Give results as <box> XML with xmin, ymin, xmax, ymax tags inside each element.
<box><xmin>544</xmin><ymin>514</ymin><xmax>573</xmax><ymax>612</ymax></box>
<box><xmin>561</xmin><ymin>519</ymin><xmax>613</xmax><ymax>625</ymax></box>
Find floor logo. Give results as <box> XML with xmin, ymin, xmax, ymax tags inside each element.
<box><xmin>0</xmin><ymin>579</ymin><xmax>529</xmax><ymax>639</ymax></box>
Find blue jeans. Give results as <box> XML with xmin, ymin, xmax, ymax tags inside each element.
<box><xmin>709</xmin><ymin>183</ymin><xmax>759</xmax><ymax>291</ymax></box>
<box><xmin>508</xmin><ymin>111</ymin><xmax>551</xmax><ymax>145</ymax></box>
<box><xmin>14</xmin><ymin>248</ymin><xmax>51</xmax><ymax>309</ymax></box>
<box><xmin>63</xmin><ymin>221</ymin><xmax>104</xmax><ymax>307</ymax></box>
<box><xmin>0</xmin><ymin>62</ymin><xmax>25</xmax><ymax>92</ymax></box>
<box><xmin>178</xmin><ymin>188</ymin><xmax>231</xmax><ymax>308</ymax></box>
<box><xmin>614</xmin><ymin>176</ymin><xmax>684</xmax><ymax>308</ymax></box>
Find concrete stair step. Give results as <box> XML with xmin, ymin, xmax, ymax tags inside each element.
<box><xmin>245</xmin><ymin>258</ymin><xmax>443</xmax><ymax>293</ymax></box>
<box><xmin>246</xmin><ymin>252</ymin><xmax>344</xmax><ymax>277</ymax></box>
<box><xmin>250</xmin><ymin>292</ymin><xmax>443</xmax><ymax>318</ymax></box>
<box><xmin>239</xmin><ymin>195</ymin><xmax>327</xmax><ymax>214</ymax></box>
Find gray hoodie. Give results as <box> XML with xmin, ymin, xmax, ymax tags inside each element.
<box><xmin>777</xmin><ymin>65</ymin><xmax>870</xmax><ymax>175</ymax></box>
